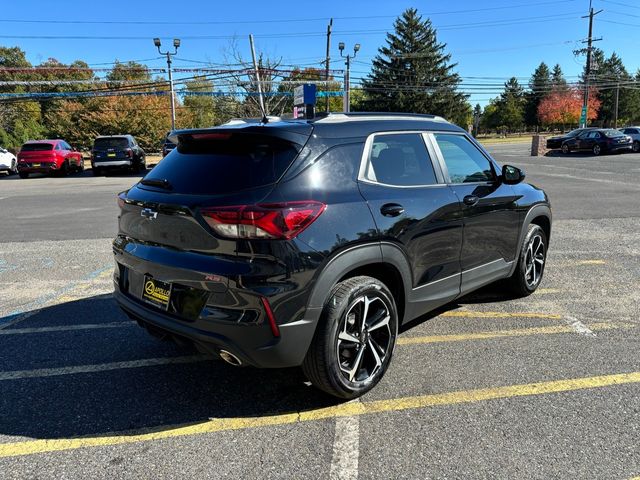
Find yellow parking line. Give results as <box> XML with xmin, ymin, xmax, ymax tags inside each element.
<box><xmin>1</xmin><ymin>370</ymin><xmax>639</xmax><ymax>458</ymax></box>
<box><xmin>534</xmin><ymin>288</ymin><xmax>561</xmax><ymax>295</ymax></box>
<box><xmin>440</xmin><ymin>311</ymin><xmax>563</xmax><ymax>320</ymax></box>
<box><xmin>397</xmin><ymin>322</ymin><xmax>621</xmax><ymax>345</ymax></box>
<box><xmin>574</xmin><ymin>259</ymin><xmax>606</xmax><ymax>265</ymax></box>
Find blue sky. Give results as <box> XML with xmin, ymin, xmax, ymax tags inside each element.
<box><xmin>2</xmin><ymin>0</ymin><xmax>639</xmax><ymax>106</ymax></box>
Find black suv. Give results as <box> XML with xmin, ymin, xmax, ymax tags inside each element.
<box><xmin>92</xmin><ymin>135</ymin><xmax>146</xmax><ymax>175</ymax></box>
<box><xmin>113</xmin><ymin>113</ymin><xmax>551</xmax><ymax>399</ymax></box>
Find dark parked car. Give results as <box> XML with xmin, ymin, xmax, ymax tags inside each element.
<box><xmin>561</xmin><ymin>128</ymin><xmax>633</xmax><ymax>155</ymax></box>
<box><xmin>546</xmin><ymin>128</ymin><xmax>597</xmax><ymax>150</ymax></box>
<box><xmin>162</xmin><ymin>133</ymin><xmax>177</xmax><ymax>157</ymax></box>
<box><xmin>113</xmin><ymin>113</ymin><xmax>552</xmax><ymax>399</ymax></box>
<box><xmin>92</xmin><ymin>135</ymin><xmax>146</xmax><ymax>175</ymax></box>
<box><xmin>619</xmin><ymin>126</ymin><xmax>640</xmax><ymax>153</ymax></box>
<box><xmin>16</xmin><ymin>139</ymin><xmax>83</xmax><ymax>178</ymax></box>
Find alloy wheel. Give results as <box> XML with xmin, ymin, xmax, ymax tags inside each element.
<box><xmin>593</xmin><ymin>145</ymin><xmax>601</xmax><ymax>155</ymax></box>
<box><xmin>524</xmin><ymin>233</ymin><xmax>545</xmax><ymax>288</ymax></box>
<box><xmin>336</xmin><ymin>294</ymin><xmax>393</xmax><ymax>385</ymax></box>
<box><xmin>633</xmin><ymin>142</ymin><xmax>640</xmax><ymax>153</ymax></box>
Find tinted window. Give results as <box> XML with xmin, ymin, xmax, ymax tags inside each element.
<box><xmin>22</xmin><ymin>143</ymin><xmax>52</xmax><ymax>152</ymax></box>
<box><xmin>94</xmin><ymin>138</ymin><xmax>129</xmax><ymax>149</ymax></box>
<box><xmin>434</xmin><ymin>134</ymin><xmax>494</xmax><ymax>183</ymax></box>
<box><xmin>566</xmin><ymin>129</ymin><xmax>583</xmax><ymax>138</ymax></box>
<box><xmin>144</xmin><ymin>133</ymin><xmax>301</xmax><ymax>195</ymax></box>
<box><xmin>365</xmin><ymin>133</ymin><xmax>437</xmax><ymax>186</ymax></box>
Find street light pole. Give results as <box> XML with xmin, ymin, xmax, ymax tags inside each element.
<box><xmin>338</xmin><ymin>42</ymin><xmax>360</xmax><ymax>113</ymax></box>
<box><xmin>154</xmin><ymin>37</ymin><xmax>180</xmax><ymax>131</ymax></box>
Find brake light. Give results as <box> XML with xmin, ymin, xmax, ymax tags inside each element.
<box><xmin>201</xmin><ymin>201</ymin><xmax>326</xmax><ymax>239</ymax></box>
<box><xmin>117</xmin><ymin>192</ymin><xmax>126</xmax><ymax>209</ymax></box>
<box><xmin>126</xmin><ymin>148</ymin><xmax>133</xmax><ymax>158</ymax></box>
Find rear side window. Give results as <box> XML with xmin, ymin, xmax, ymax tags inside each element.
<box><xmin>364</xmin><ymin>133</ymin><xmax>437</xmax><ymax>186</ymax></box>
<box><xmin>21</xmin><ymin>143</ymin><xmax>53</xmax><ymax>152</ymax></box>
<box><xmin>433</xmin><ymin>134</ymin><xmax>494</xmax><ymax>183</ymax></box>
<box><xmin>94</xmin><ymin>138</ymin><xmax>129</xmax><ymax>149</ymax></box>
<box><xmin>144</xmin><ymin>133</ymin><xmax>302</xmax><ymax>195</ymax></box>
<box><xmin>602</xmin><ymin>129</ymin><xmax>623</xmax><ymax>138</ymax></box>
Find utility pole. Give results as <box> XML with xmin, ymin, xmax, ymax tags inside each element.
<box><xmin>614</xmin><ymin>79</ymin><xmax>620</xmax><ymax>128</ymax></box>
<box><xmin>153</xmin><ymin>37</ymin><xmax>180</xmax><ymax>131</ymax></box>
<box><xmin>580</xmin><ymin>0</ymin><xmax>602</xmax><ymax>128</ymax></box>
<box><xmin>338</xmin><ymin>41</ymin><xmax>360</xmax><ymax>113</ymax></box>
<box><xmin>324</xmin><ymin>18</ymin><xmax>333</xmax><ymax>113</ymax></box>
<box><xmin>249</xmin><ymin>34</ymin><xmax>267</xmax><ymax>119</ymax></box>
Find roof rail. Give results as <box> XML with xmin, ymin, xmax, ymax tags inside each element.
<box><xmin>222</xmin><ymin>116</ymin><xmax>283</xmax><ymax>126</ymax></box>
<box><xmin>312</xmin><ymin>112</ymin><xmax>448</xmax><ymax>123</ymax></box>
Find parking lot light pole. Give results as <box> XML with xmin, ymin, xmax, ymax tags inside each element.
<box><xmin>154</xmin><ymin>37</ymin><xmax>180</xmax><ymax>131</ymax></box>
<box><xmin>338</xmin><ymin>42</ymin><xmax>360</xmax><ymax>113</ymax></box>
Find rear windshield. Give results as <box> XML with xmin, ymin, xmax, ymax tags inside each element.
<box><xmin>602</xmin><ymin>129</ymin><xmax>623</xmax><ymax>138</ymax></box>
<box><xmin>21</xmin><ymin>143</ymin><xmax>53</xmax><ymax>152</ymax></box>
<box><xmin>94</xmin><ymin>138</ymin><xmax>129</xmax><ymax>149</ymax></box>
<box><xmin>143</xmin><ymin>132</ymin><xmax>302</xmax><ymax>195</ymax></box>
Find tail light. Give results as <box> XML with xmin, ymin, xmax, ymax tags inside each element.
<box><xmin>117</xmin><ymin>192</ymin><xmax>126</xmax><ymax>209</ymax></box>
<box><xmin>201</xmin><ymin>201</ymin><xmax>326</xmax><ymax>240</ymax></box>
<box><xmin>126</xmin><ymin>148</ymin><xmax>133</xmax><ymax>158</ymax></box>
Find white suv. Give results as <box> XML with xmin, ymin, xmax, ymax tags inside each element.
<box><xmin>620</xmin><ymin>127</ymin><xmax>640</xmax><ymax>153</ymax></box>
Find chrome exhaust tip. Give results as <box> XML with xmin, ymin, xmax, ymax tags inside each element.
<box><xmin>219</xmin><ymin>350</ymin><xmax>242</xmax><ymax>366</ymax></box>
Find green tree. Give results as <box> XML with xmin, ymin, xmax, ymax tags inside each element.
<box><xmin>493</xmin><ymin>77</ymin><xmax>526</xmax><ymax>132</ymax></box>
<box><xmin>359</xmin><ymin>8</ymin><xmax>470</xmax><ymax>126</ymax></box>
<box><xmin>277</xmin><ymin>67</ymin><xmax>343</xmax><ymax>114</ymax></box>
<box><xmin>592</xmin><ymin>52</ymin><xmax>633</xmax><ymax>127</ymax></box>
<box><xmin>525</xmin><ymin>62</ymin><xmax>551</xmax><ymax>128</ymax></box>
<box><xmin>0</xmin><ymin>46</ymin><xmax>44</xmax><ymax>150</ymax></box>
<box><xmin>551</xmin><ymin>64</ymin><xmax>567</xmax><ymax>90</ymax></box>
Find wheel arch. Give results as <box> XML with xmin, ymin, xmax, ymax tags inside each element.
<box><xmin>306</xmin><ymin>242</ymin><xmax>412</xmax><ymax>324</ymax></box>
<box><xmin>508</xmin><ymin>204</ymin><xmax>552</xmax><ymax>276</ymax></box>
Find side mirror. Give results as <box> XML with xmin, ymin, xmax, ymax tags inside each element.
<box><xmin>502</xmin><ymin>165</ymin><xmax>525</xmax><ymax>185</ymax></box>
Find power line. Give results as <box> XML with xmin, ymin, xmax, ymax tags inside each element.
<box><xmin>0</xmin><ymin>2</ymin><xmax>583</xmax><ymax>26</ymax></box>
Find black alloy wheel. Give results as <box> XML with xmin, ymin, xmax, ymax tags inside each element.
<box><xmin>507</xmin><ymin>224</ymin><xmax>548</xmax><ymax>297</ymax></box>
<box><xmin>303</xmin><ymin>276</ymin><xmax>398</xmax><ymax>399</ymax></box>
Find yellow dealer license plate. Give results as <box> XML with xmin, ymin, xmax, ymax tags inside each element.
<box><xmin>107</xmin><ymin>153</ymin><xmax>116</xmax><ymax>157</ymax></box>
<box><xmin>142</xmin><ymin>276</ymin><xmax>172</xmax><ymax>310</ymax></box>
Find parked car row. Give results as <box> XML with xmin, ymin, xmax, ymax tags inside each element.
<box><xmin>1</xmin><ymin>135</ymin><xmax>148</xmax><ymax>178</ymax></box>
<box><xmin>546</xmin><ymin>127</ymin><xmax>639</xmax><ymax>155</ymax></box>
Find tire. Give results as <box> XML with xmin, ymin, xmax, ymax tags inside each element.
<box><xmin>592</xmin><ymin>144</ymin><xmax>601</xmax><ymax>156</ymax></box>
<box><xmin>561</xmin><ymin>143</ymin><xmax>570</xmax><ymax>154</ymax></box>
<box><xmin>633</xmin><ymin>141</ymin><xmax>640</xmax><ymax>153</ymax></box>
<box><xmin>19</xmin><ymin>172</ymin><xmax>29</xmax><ymax>179</ymax></box>
<box><xmin>10</xmin><ymin>160</ymin><xmax>18</xmax><ymax>175</ymax></box>
<box><xmin>507</xmin><ymin>224</ymin><xmax>548</xmax><ymax>297</ymax></box>
<box><xmin>77</xmin><ymin>159</ymin><xmax>84</xmax><ymax>173</ymax></box>
<box><xmin>59</xmin><ymin>161</ymin><xmax>70</xmax><ymax>176</ymax></box>
<box><xmin>302</xmin><ymin>276</ymin><xmax>398</xmax><ymax>399</ymax></box>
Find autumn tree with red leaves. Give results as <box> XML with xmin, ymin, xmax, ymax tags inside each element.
<box><xmin>537</xmin><ymin>87</ymin><xmax>601</xmax><ymax>129</ymax></box>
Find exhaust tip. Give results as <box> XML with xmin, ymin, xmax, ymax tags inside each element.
<box><xmin>219</xmin><ymin>350</ymin><xmax>242</xmax><ymax>366</ymax></box>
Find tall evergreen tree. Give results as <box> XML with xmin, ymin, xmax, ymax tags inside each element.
<box><xmin>494</xmin><ymin>77</ymin><xmax>526</xmax><ymax>132</ymax></box>
<box><xmin>525</xmin><ymin>62</ymin><xmax>551</xmax><ymax>128</ymax></box>
<box><xmin>359</xmin><ymin>8</ymin><xmax>470</xmax><ymax>126</ymax></box>
<box><xmin>551</xmin><ymin>64</ymin><xmax>567</xmax><ymax>89</ymax></box>
<box><xmin>593</xmin><ymin>52</ymin><xmax>632</xmax><ymax>127</ymax></box>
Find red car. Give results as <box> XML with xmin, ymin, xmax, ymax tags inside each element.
<box><xmin>17</xmin><ymin>140</ymin><xmax>84</xmax><ymax>178</ymax></box>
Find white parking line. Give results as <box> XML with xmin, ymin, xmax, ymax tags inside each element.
<box><xmin>0</xmin><ymin>355</ymin><xmax>208</xmax><ymax>381</ymax></box>
<box><xmin>564</xmin><ymin>315</ymin><xmax>596</xmax><ymax>337</ymax></box>
<box><xmin>0</xmin><ymin>322</ymin><xmax>133</xmax><ymax>335</ymax></box>
<box><xmin>329</xmin><ymin>400</ymin><xmax>360</xmax><ymax>480</ymax></box>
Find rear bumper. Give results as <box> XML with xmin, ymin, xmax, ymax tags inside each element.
<box><xmin>93</xmin><ymin>160</ymin><xmax>132</xmax><ymax>168</ymax></box>
<box><xmin>114</xmin><ymin>288</ymin><xmax>320</xmax><ymax>368</ymax></box>
<box><xmin>17</xmin><ymin>162</ymin><xmax>57</xmax><ymax>173</ymax></box>
<box><xmin>608</xmin><ymin>144</ymin><xmax>633</xmax><ymax>152</ymax></box>
<box><xmin>112</xmin><ymin>237</ymin><xmax>321</xmax><ymax>368</ymax></box>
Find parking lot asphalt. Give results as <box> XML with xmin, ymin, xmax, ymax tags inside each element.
<box><xmin>0</xmin><ymin>146</ymin><xmax>639</xmax><ymax>479</ymax></box>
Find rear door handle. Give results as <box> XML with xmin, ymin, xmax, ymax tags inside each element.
<box><xmin>380</xmin><ymin>203</ymin><xmax>404</xmax><ymax>217</ymax></box>
<box><xmin>463</xmin><ymin>195</ymin><xmax>479</xmax><ymax>206</ymax></box>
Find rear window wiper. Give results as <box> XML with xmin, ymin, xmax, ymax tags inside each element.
<box><xmin>139</xmin><ymin>178</ymin><xmax>172</xmax><ymax>190</ymax></box>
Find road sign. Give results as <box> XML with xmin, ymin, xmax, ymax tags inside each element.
<box><xmin>579</xmin><ymin>106</ymin><xmax>587</xmax><ymax>126</ymax></box>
